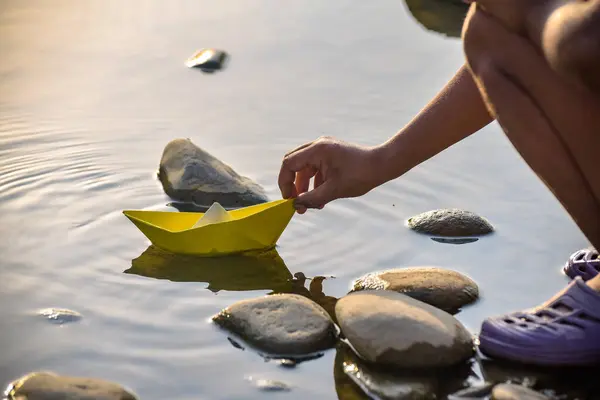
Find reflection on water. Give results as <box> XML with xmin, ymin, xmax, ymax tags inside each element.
<box><xmin>334</xmin><ymin>343</ymin><xmax>473</xmax><ymax>399</ymax></box>
<box><xmin>126</xmin><ymin>245</ymin><xmax>293</xmax><ymax>293</ymax></box>
<box><xmin>403</xmin><ymin>0</ymin><xmax>469</xmax><ymax>38</ymax></box>
<box><xmin>479</xmin><ymin>357</ymin><xmax>600</xmax><ymax>399</ymax></box>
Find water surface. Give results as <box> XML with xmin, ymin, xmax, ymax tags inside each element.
<box><xmin>0</xmin><ymin>1</ymin><xmax>594</xmax><ymax>399</ymax></box>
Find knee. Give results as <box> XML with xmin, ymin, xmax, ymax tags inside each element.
<box><xmin>462</xmin><ymin>6</ymin><xmax>499</xmax><ymax>80</ymax></box>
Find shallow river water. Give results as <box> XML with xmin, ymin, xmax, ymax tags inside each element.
<box><xmin>1</xmin><ymin>1</ymin><xmax>598</xmax><ymax>399</ymax></box>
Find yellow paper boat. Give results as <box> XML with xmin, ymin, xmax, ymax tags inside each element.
<box><xmin>123</xmin><ymin>199</ymin><xmax>295</xmax><ymax>256</ymax></box>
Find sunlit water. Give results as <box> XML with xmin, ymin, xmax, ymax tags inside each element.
<box><xmin>0</xmin><ymin>1</ymin><xmax>596</xmax><ymax>399</ymax></box>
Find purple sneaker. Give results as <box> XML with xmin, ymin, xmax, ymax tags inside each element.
<box><xmin>479</xmin><ymin>277</ymin><xmax>600</xmax><ymax>366</ymax></box>
<box><xmin>564</xmin><ymin>248</ymin><xmax>600</xmax><ymax>281</ymax></box>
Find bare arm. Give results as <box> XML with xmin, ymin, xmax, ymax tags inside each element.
<box><xmin>372</xmin><ymin>64</ymin><xmax>493</xmax><ymax>186</ymax></box>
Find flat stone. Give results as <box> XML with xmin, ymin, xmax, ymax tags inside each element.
<box><xmin>37</xmin><ymin>308</ymin><xmax>82</xmax><ymax>325</ymax></box>
<box><xmin>351</xmin><ymin>267</ymin><xmax>479</xmax><ymax>313</ymax></box>
<box><xmin>407</xmin><ymin>209</ymin><xmax>494</xmax><ymax>237</ymax></box>
<box><xmin>492</xmin><ymin>384</ymin><xmax>549</xmax><ymax>400</ymax></box>
<box><xmin>5</xmin><ymin>371</ymin><xmax>137</xmax><ymax>400</ymax></box>
<box><xmin>449</xmin><ymin>382</ymin><xmax>495</xmax><ymax>398</ymax></box>
<box><xmin>185</xmin><ymin>48</ymin><xmax>228</xmax><ymax>72</ymax></box>
<box><xmin>212</xmin><ymin>294</ymin><xmax>337</xmax><ymax>356</ymax></box>
<box><xmin>158</xmin><ymin>138</ymin><xmax>268</xmax><ymax>208</ymax></box>
<box><xmin>247</xmin><ymin>378</ymin><xmax>292</xmax><ymax>392</ymax></box>
<box><xmin>335</xmin><ymin>291</ymin><xmax>474</xmax><ymax>368</ymax></box>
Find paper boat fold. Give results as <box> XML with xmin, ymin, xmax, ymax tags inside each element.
<box><xmin>123</xmin><ymin>199</ymin><xmax>295</xmax><ymax>256</ymax></box>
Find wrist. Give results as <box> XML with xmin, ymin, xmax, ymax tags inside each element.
<box><xmin>367</xmin><ymin>139</ymin><xmax>411</xmax><ymax>187</ymax></box>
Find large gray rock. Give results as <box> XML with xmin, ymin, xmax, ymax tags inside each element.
<box><xmin>212</xmin><ymin>294</ymin><xmax>337</xmax><ymax>355</ymax></box>
<box><xmin>351</xmin><ymin>267</ymin><xmax>479</xmax><ymax>313</ymax></box>
<box><xmin>492</xmin><ymin>384</ymin><xmax>549</xmax><ymax>400</ymax></box>
<box><xmin>5</xmin><ymin>371</ymin><xmax>136</xmax><ymax>400</ymax></box>
<box><xmin>158</xmin><ymin>138</ymin><xmax>268</xmax><ymax>208</ymax></box>
<box><xmin>407</xmin><ymin>209</ymin><xmax>494</xmax><ymax>237</ymax></box>
<box><xmin>335</xmin><ymin>291</ymin><xmax>474</xmax><ymax>368</ymax></box>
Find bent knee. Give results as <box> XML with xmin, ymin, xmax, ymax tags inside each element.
<box><xmin>462</xmin><ymin>5</ymin><xmax>494</xmax><ymax>74</ymax></box>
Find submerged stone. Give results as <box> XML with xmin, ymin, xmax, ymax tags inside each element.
<box><xmin>407</xmin><ymin>209</ymin><xmax>494</xmax><ymax>237</ymax></box>
<box><xmin>37</xmin><ymin>308</ymin><xmax>82</xmax><ymax>325</ymax></box>
<box><xmin>247</xmin><ymin>378</ymin><xmax>292</xmax><ymax>392</ymax></box>
<box><xmin>335</xmin><ymin>291</ymin><xmax>474</xmax><ymax>368</ymax></box>
<box><xmin>158</xmin><ymin>138</ymin><xmax>268</xmax><ymax>208</ymax></box>
<box><xmin>449</xmin><ymin>382</ymin><xmax>495</xmax><ymax>398</ymax></box>
<box><xmin>351</xmin><ymin>267</ymin><xmax>479</xmax><ymax>313</ymax></box>
<box><xmin>5</xmin><ymin>371</ymin><xmax>137</xmax><ymax>400</ymax></box>
<box><xmin>492</xmin><ymin>383</ymin><xmax>549</xmax><ymax>400</ymax></box>
<box><xmin>212</xmin><ymin>293</ymin><xmax>337</xmax><ymax>355</ymax></box>
<box><xmin>185</xmin><ymin>48</ymin><xmax>228</xmax><ymax>72</ymax></box>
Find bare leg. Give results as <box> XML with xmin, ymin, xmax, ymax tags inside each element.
<box><xmin>462</xmin><ymin>5</ymin><xmax>600</xmax><ymax>251</ymax></box>
<box><xmin>464</xmin><ymin>4</ymin><xmax>600</xmax><ymax>367</ymax></box>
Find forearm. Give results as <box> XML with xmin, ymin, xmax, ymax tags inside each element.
<box><xmin>372</xmin><ymin>64</ymin><xmax>493</xmax><ymax>185</ymax></box>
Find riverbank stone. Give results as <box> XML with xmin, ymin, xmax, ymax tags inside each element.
<box><xmin>212</xmin><ymin>294</ymin><xmax>337</xmax><ymax>355</ymax></box>
<box><xmin>158</xmin><ymin>138</ymin><xmax>268</xmax><ymax>208</ymax></box>
<box><xmin>492</xmin><ymin>383</ymin><xmax>550</xmax><ymax>400</ymax></box>
<box><xmin>351</xmin><ymin>267</ymin><xmax>479</xmax><ymax>313</ymax></box>
<box><xmin>5</xmin><ymin>371</ymin><xmax>137</xmax><ymax>400</ymax></box>
<box><xmin>37</xmin><ymin>308</ymin><xmax>82</xmax><ymax>325</ymax></box>
<box><xmin>335</xmin><ymin>291</ymin><xmax>474</xmax><ymax>368</ymax></box>
<box><xmin>407</xmin><ymin>209</ymin><xmax>494</xmax><ymax>237</ymax></box>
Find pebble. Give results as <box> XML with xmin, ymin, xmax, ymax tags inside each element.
<box><xmin>335</xmin><ymin>290</ymin><xmax>474</xmax><ymax>368</ymax></box>
<box><xmin>37</xmin><ymin>308</ymin><xmax>82</xmax><ymax>325</ymax></box>
<box><xmin>407</xmin><ymin>209</ymin><xmax>494</xmax><ymax>237</ymax></box>
<box><xmin>212</xmin><ymin>294</ymin><xmax>337</xmax><ymax>355</ymax></box>
<box><xmin>4</xmin><ymin>371</ymin><xmax>136</xmax><ymax>400</ymax></box>
<box><xmin>246</xmin><ymin>377</ymin><xmax>292</xmax><ymax>392</ymax></box>
<box><xmin>492</xmin><ymin>383</ymin><xmax>550</xmax><ymax>400</ymax></box>
<box><xmin>351</xmin><ymin>267</ymin><xmax>479</xmax><ymax>313</ymax></box>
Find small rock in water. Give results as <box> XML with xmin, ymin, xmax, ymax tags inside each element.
<box><xmin>5</xmin><ymin>371</ymin><xmax>137</xmax><ymax>400</ymax></box>
<box><xmin>449</xmin><ymin>382</ymin><xmax>495</xmax><ymax>398</ymax></box>
<box><xmin>158</xmin><ymin>138</ymin><xmax>269</xmax><ymax>208</ymax></box>
<box><xmin>492</xmin><ymin>383</ymin><xmax>550</xmax><ymax>400</ymax></box>
<box><xmin>408</xmin><ymin>209</ymin><xmax>494</xmax><ymax>237</ymax></box>
<box><xmin>246</xmin><ymin>377</ymin><xmax>292</xmax><ymax>392</ymax></box>
<box><xmin>275</xmin><ymin>359</ymin><xmax>296</xmax><ymax>368</ymax></box>
<box><xmin>212</xmin><ymin>294</ymin><xmax>337</xmax><ymax>355</ymax></box>
<box><xmin>335</xmin><ymin>291</ymin><xmax>474</xmax><ymax>368</ymax></box>
<box><xmin>37</xmin><ymin>308</ymin><xmax>82</xmax><ymax>325</ymax></box>
<box><xmin>351</xmin><ymin>267</ymin><xmax>479</xmax><ymax>313</ymax></box>
<box><xmin>185</xmin><ymin>48</ymin><xmax>228</xmax><ymax>72</ymax></box>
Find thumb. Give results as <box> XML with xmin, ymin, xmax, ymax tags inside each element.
<box><xmin>295</xmin><ymin>181</ymin><xmax>336</xmax><ymax>209</ymax></box>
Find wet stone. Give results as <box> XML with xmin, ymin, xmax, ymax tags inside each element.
<box><xmin>407</xmin><ymin>209</ymin><xmax>494</xmax><ymax>237</ymax></box>
<box><xmin>5</xmin><ymin>371</ymin><xmax>137</xmax><ymax>400</ymax></box>
<box><xmin>185</xmin><ymin>48</ymin><xmax>228</xmax><ymax>72</ymax></box>
<box><xmin>351</xmin><ymin>267</ymin><xmax>479</xmax><ymax>313</ymax></box>
<box><xmin>247</xmin><ymin>378</ymin><xmax>292</xmax><ymax>392</ymax></box>
<box><xmin>158</xmin><ymin>138</ymin><xmax>268</xmax><ymax>208</ymax></box>
<box><xmin>492</xmin><ymin>383</ymin><xmax>550</xmax><ymax>400</ymax></box>
<box><xmin>449</xmin><ymin>382</ymin><xmax>495</xmax><ymax>398</ymax></box>
<box><xmin>335</xmin><ymin>291</ymin><xmax>474</xmax><ymax>368</ymax></box>
<box><xmin>37</xmin><ymin>308</ymin><xmax>82</xmax><ymax>325</ymax></box>
<box><xmin>212</xmin><ymin>294</ymin><xmax>337</xmax><ymax>356</ymax></box>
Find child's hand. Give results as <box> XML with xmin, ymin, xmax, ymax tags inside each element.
<box><xmin>277</xmin><ymin>137</ymin><xmax>382</xmax><ymax>214</ymax></box>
